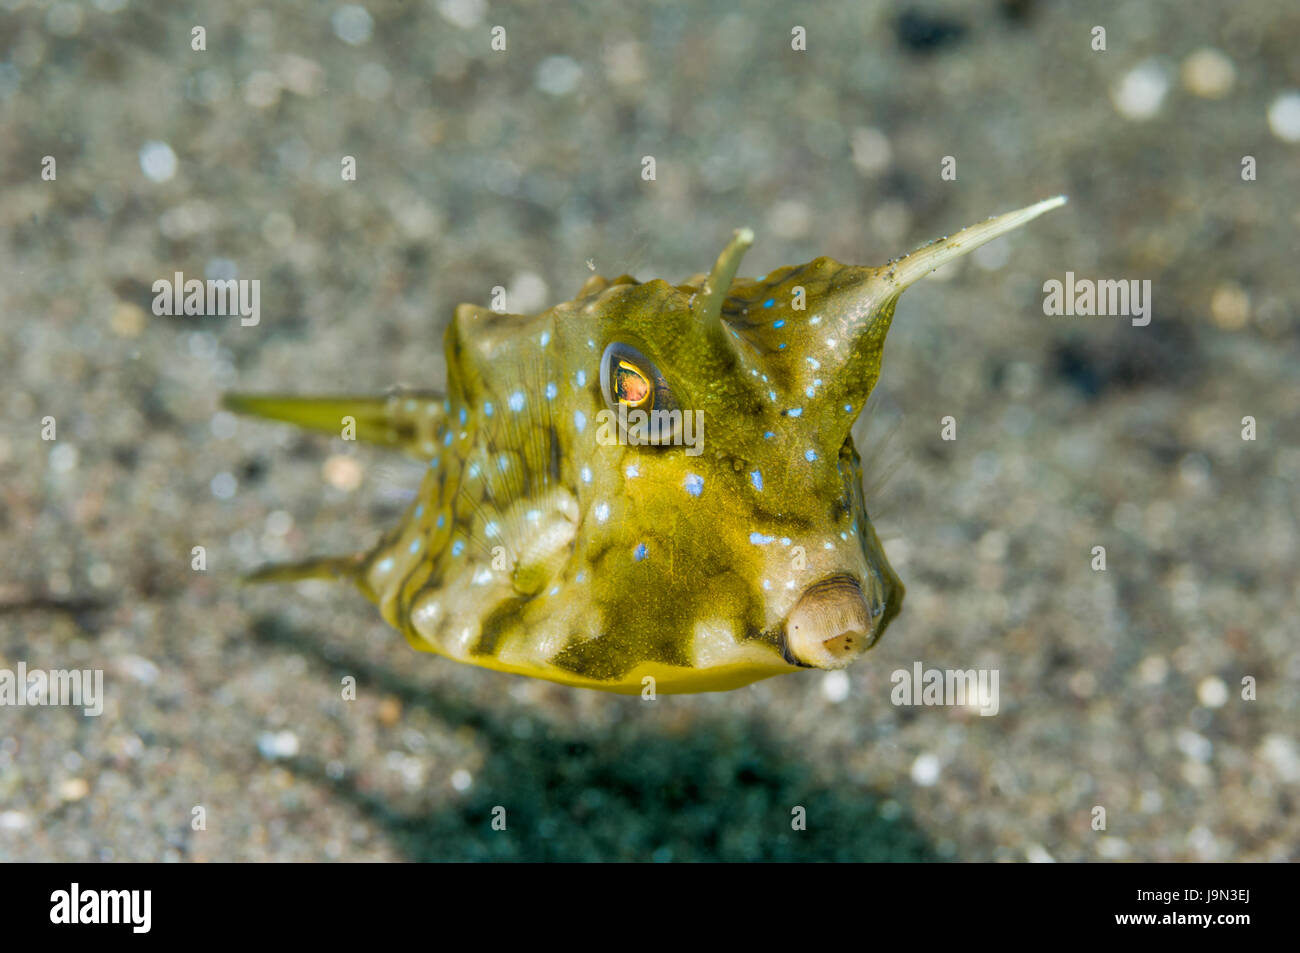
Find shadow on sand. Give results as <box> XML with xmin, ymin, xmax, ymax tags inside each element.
<box><xmin>253</xmin><ymin>614</ymin><xmax>938</xmax><ymax>861</ymax></box>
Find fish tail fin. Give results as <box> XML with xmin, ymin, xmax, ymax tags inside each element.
<box><xmin>242</xmin><ymin>553</ymin><xmax>366</xmax><ymax>585</ymax></box>
<box><xmin>221</xmin><ymin>391</ymin><xmax>445</xmax><ymax>457</ymax></box>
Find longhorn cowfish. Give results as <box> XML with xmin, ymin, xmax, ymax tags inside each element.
<box><xmin>225</xmin><ymin>196</ymin><xmax>1066</xmax><ymax>694</ymax></box>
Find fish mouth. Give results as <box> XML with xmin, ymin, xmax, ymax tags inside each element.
<box><xmin>781</xmin><ymin>574</ymin><xmax>876</xmax><ymax>670</ymax></box>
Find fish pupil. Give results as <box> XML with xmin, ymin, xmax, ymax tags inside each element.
<box><xmin>615</xmin><ymin>361</ymin><xmax>650</xmax><ymax>407</ymax></box>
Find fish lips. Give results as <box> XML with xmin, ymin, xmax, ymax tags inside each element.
<box><xmin>781</xmin><ymin>573</ymin><xmax>887</xmax><ymax>670</ymax></box>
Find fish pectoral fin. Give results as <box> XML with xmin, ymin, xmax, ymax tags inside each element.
<box><xmin>241</xmin><ymin>553</ymin><xmax>365</xmax><ymax>585</ymax></box>
<box><xmin>222</xmin><ymin>391</ymin><xmax>446</xmax><ymax>457</ymax></box>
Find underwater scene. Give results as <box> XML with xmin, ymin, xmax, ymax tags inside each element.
<box><xmin>1</xmin><ymin>0</ymin><xmax>1297</xmax><ymax>863</ymax></box>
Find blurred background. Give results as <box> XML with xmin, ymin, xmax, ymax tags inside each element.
<box><xmin>1</xmin><ymin>0</ymin><xmax>1297</xmax><ymax>860</ymax></box>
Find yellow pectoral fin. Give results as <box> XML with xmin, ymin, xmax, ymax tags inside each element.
<box><xmin>222</xmin><ymin>392</ymin><xmax>445</xmax><ymax>457</ymax></box>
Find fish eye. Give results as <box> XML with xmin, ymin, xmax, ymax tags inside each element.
<box><xmin>614</xmin><ymin>359</ymin><xmax>651</xmax><ymax>409</ymax></box>
<box><xmin>599</xmin><ymin>341</ymin><xmax>683</xmax><ymax>443</ymax></box>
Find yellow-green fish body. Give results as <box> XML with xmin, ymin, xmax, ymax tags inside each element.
<box><xmin>226</xmin><ymin>197</ymin><xmax>1065</xmax><ymax>694</ymax></box>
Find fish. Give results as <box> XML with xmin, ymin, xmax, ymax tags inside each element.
<box><xmin>224</xmin><ymin>196</ymin><xmax>1066</xmax><ymax>694</ymax></box>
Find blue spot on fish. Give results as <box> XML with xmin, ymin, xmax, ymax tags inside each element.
<box><xmin>633</xmin><ymin>542</ymin><xmax>648</xmax><ymax>561</ymax></box>
<box><xmin>484</xmin><ymin>401</ymin><xmax>494</xmax><ymax>416</ymax></box>
<box><xmin>785</xmin><ymin>407</ymin><xmax>803</xmax><ymax>417</ymax></box>
<box><xmin>749</xmin><ymin>531</ymin><xmax>775</xmax><ymax>545</ymax></box>
<box><xmin>684</xmin><ymin>473</ymin><xmax>703</xmax><ymax>497</ymax></box>
<box><xmin>452</xmin><ymin>539</ymin><xmax>465</xmax><ymax>556</ymax></box>
<box><xmin>545</xmin><ymin>382</ymin><xmax>557</xmax><ymax>400</ymax></box>
<box><xmin>574</xmin><ymin>409</ymin><xmax>587</xmax><ymax>432</ymax></box>
<box><xmin>773</xmin><ymin>319</ymin><xmax>785</xmax><ymax>328</ymax></box>
<box><xmin>805</xmin><ymin>449</ymin><xmax>818</xmax><ymax>462</ymax></box>
<box><xmin>763</xmin><ymin>298</ymin><xmax>775</xmax><ymax>309</ymax></box>
<box><xmin>750</xmin><ymin>470</ymin><xmax>763</xmax><ymax>491</ymax></box>
<box><xmin>508</xmin><ymin>391</ymin><xmax>525</xmax><ymax>412</ymax></box>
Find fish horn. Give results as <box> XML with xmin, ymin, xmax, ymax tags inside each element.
<box><xmin>695</xmin><ymin>227</ymin><xmax>754</xmax><ymax>330</ymax></box>
<box><xmin>882</xmin><ymin>195</ymin><xmax>1067</xmax><ymax>292</ymax></box>
<box><xmin>805</xmin><ymin>196</ymin><xmax>1067</xmax><ymax>428</ymax></box>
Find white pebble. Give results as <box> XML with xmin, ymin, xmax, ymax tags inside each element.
<box><xmin>1197</xmin><ymin>675</ymin><xmax>1228</xmax><ymax>708</ymax></box>
<box><xmin>332</xmin><ymin>5</ymin><xmax>374</xmax><ymax>45</ymax></box>
<box><xmin>1267</xmin><ymin>92</ymin><xmax>1300</xmax><ymax>142</ymax></box>
<box><xmin>1111</xmin><ymin>61</ymin><xmax>1169</xmax><ymax>121</ymax></box>
<box><xmin>1176</xmin><ymin>729</ymin><xmax>1213</xmax><ymax>763</ymax></box>
<box><xmin>1259</xmin><ymin>734</ymin><xmax>1300</xmax><ymax>783</ymax></box>
<box><xmin>0</xmin><ymin>811</ymin><xmax>31</xmax><ymax>832</ymax></box>
<box><xmin>910</xmin><ymin>752</ymin><xmax>941</xmax><ymax>786</ymax></box>
<box><xmin>1187</xmin><ymin>825</ymin><xmax>1221</xmax><ymax>860</ymax></box>
<box><xmin>257</xmin><ymin>730</ymin><xmax>300</xmax><ymax>760</ymax></box>
<box><xmin>139</xmin><ymin>141</ymin><xmax>178</xmax><ymax>182</ymax></box>
<box><xmin>436</xmin><ymin>0</ymin><xmax>486</xmax><ymax>29</ymax></box>
<box><xmin>1025</xmin><ymin>844</ymin><xmax>1055</xmax><ymax>863</ymax></box>
<box><xmin>58</xmin><ymin>778</ymin><xmax>90</xmax><ymax>801</ymax></box>
<box><xmin>850</xmin><ymin>127</ymin><xmax>892</xmax><ymax>176</ymax></box>
<box><xmin>49</xmin><ymin>443</ymin><xmax>78</xmax><ymax>473</ymax></box>
<box><xmin>1097</xmin><ymin>837</ymin><xmax>1130</xmax><ymax>859</ymax></box>
<box><xmin>535</xmin><ymin>56</ymin><xmax>583</xmax><ymax>96</ymax></box>
<box><xmin>119</xmin><ymin>655</ymin><xmax>160</xmax><ymax>685</ymax></box>
<box><xmin>821</xmin><ymin>670</ymin><xmax>850</xmax><ymax>703</ymax></box>
<box><xmin>210</xmin><ymin>472</ymin><xmax>238</xmax><ymax>499</ymax></box>
<box><xmin>450</xmin><ymin>768</ymin><xmax>472</xmax><ymax>791</ymax></box>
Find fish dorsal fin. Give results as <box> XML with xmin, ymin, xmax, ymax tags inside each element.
<box><xmin>222</xmin><ymin>391</ymin><xmax>447</xmax><ymax>459</ymax></box>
